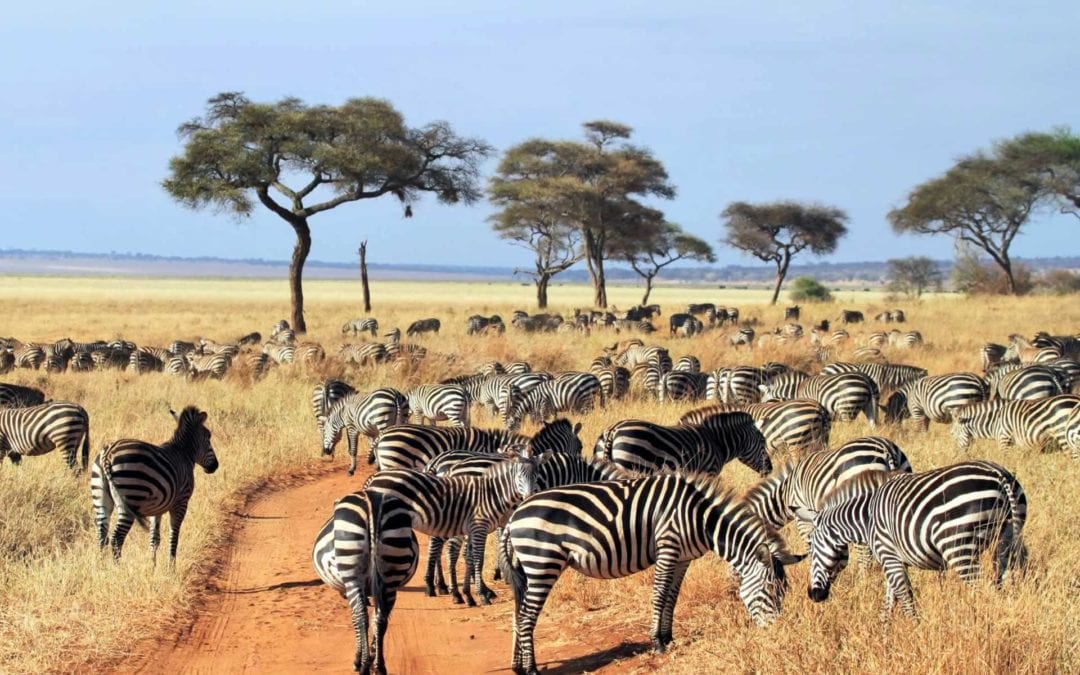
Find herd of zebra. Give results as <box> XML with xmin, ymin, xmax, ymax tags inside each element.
<box><xmin>2</xmin><ymin>307</ymin><xmax>1078</xmax><ymax>675</ymax></box>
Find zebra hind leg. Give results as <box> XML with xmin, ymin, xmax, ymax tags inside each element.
<box><xmin>370</xmin><ymin>589</ymin><xmax>397</xmax><ymax>675</ymax></box>
<box><xmin>110</xmin><ymin>510</ymin><xmax>138</xmax><ymax>560</ymax></box>
<box><xmin>447</xmin><ymin>537</ymin><xmax>465</xmax><ymax>604</ymax></box>
<box><xmin>424</xmin><ymin>537</ymin><xmax>447</xmax><ymax>596</ymax></box>
<box><xmin>149</xmin><ymin>517</ymin><xmax>161</xmax><ymax>567</ymax></box>
<box><xmin>653</xmin><ymin>559</ymin><xmax>691</xmax><ymax>651</ymax></box>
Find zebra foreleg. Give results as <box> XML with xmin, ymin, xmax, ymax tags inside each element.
<box><xmin>469</xmin><ymin>524</ymin><xmax>497</xmax><ymax>605</ymax></box>
<box><xmin>149</xmin><ymin>516</ymin><xmax>161</xmax><ymax>567</ymax></box>
<box><xmin>879</xmin><ymin>553</ymin><xmax>917</xmax><ymax>620</ymax></box>
<box><xmin>167</xmin><ymin>502</ymin><xmax>189</xmax><ymax>568</ymax></box>
<box><xmin>347</xmin><ymin>429</ymin><xmax>360</xmax><ymax>476</ymax></box>
<box><xmin>447</xmin><ymin>537</ymin><xmax>465</xmax><ymax>604</ymax></box>
<box><xmin>651</xmin><ymin>557</ymin><xmax>691</xmax><ymax>652</ymax></box>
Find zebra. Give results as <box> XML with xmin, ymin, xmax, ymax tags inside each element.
<box><xmin>0</xmin><ymin>401</ymin><xmax>90</xmax><ymax>471</ymax></box>
<box><xmin>951</xmin><ymin>395</ymin><xmax>1080</xmax><ymax>454</ymax></box>
<box><xmin>669</xmin><ymin>313</ymin><xmax>701</xmax><ymax>337</ymax></box>
<box><xmin>850</xmin><ymin>347</ymin><xmax>887</xmax><ymax>363</ymax></box>
<box><xmin>615</xmin><ymin>344</ymin><xmax>671</xmax><ymax>372</ymax></box>
<box><xmin>744</xmin><ymin>436</ymin><xmax>911</xmax><ymax>542</ymax></box>
<box><xmin>503</xmin><ymin>372</ymin><xmax>603</xmax><ymax>431</ymax></box>
<box><xmin>127</xmin><ymin>350</ymin><xmax>164</xmax><ymax>374</ymax></box>
<box><xmin>339</xmin><ymin>342</ymin><xmax>388</xmax><ymax>366</ymax></box>
<box><xmin>761</xmin><ymin>371</ymin><xmax>880</xmax><ymax>426</ymax></box>
<box><xmin>185</xmin><ymin>351</ymin><xmax>232</xmax><ymax>379</ymax></box>
<box><xmin>682</xmin><ymin>400</ymin><xmax>832</xmax><ymax>456</ymax></box>
<box><xmin>12</xmin><ymin>343</ymin><xmax>46</xmax><ymax>370</ymax></box>
<box><xmin>505</xmin><ymin>361</ymin><xmax>531</xmax><ymax>374</ymax></box>
<box><xmin>364</xmin><ymin>450</ymin><xmax>538</xmax><ymax>606</ymax></box>
<box><xmin>981</xmin><ymin>343</ymin><xmax>1010</xmax><ymax>373</ymax></box>
<box><xmin>806</xmin><ymin>461</ymin><xmax>1027</xmax><ymax>619</ymax></box>
<box><xmin>629</xmin><ymin>362</ymin><xmax>664</xmax><ymax>398</ymax></box>
<box><xmin>270</xmin><ymin>319</ymin><xmax>291</xmax><ymax>340</ymax></box>
<box><xmin>406</xmin><ymin>318</ymin><xmax>441</xmax><ymax>337</ymax></box>
<box><xmin>889</xmin><ymin>309</ymin><xmax>906</xmax><ymax>323</ymax></box>
<box><xmin>0</xmin><ymin>350</ymin><xmax>13</xmax><ymax>374</ymax></box>
<box><xmin>262</xmin><ymin>341</ymin><xmax>295</xmax><ymax>365</ymax></box>
<box><xmin>1032</xmin><ymin>331</ymin><xmax>1080</xmax><ymax>359</ymax></box>
<box><xmin>503</xmin><ymin>473</ymin><xmax>805</xmax><ymax>673</ymax></box>
<box><xmin>168</xmin><ymin>340</ymin><xmax>197</xmax><ymax>356</ymax></box>
<box><xmin>370</xmin><ymin>419</ymin><xmax>582</xmax><ymax>471</ymax></box>
<box><xmin>312</xmin><ymin>490</ymin><xmax>417</xmax><ymax>674</ymax></box>
<box><xmin>594</xmin><ymin>411</ymin><xmax>772</xmax><ymax>476</ymax></box>
<box><xmin>1066</xmin><ymin>406</ymin><xmax>1080</xmax><ymax>458</ymax></box>
<box><xmin>706</xmin><ymin>366</ymin><xmax>766</xmax><ymax>404</ymax></box>
<box><xmin>321</xmin><ymin>389</ymin><xmax>410</xmax><ymax>476</ymax></box>
<box><xmin>730</xmin><ymin>327</ymin><xmax>755</xmax><ymax>347</ymax></box>
<box><xmin>0</xmin><ymin>383</ymin><xmax>46</xmax><ymax>409</ymax></box>
<box><xmin>466</xmin><ymin>315</ymin><xmax>505</xmax><ymax>335</ymax></box>
<box><xmin>884</xmin><ymin>373</ymin><xmax>989</xmax><ymax>428</ymax></box>
<box><xmin>592</xmin><ymin>365</ymin><xmax>630</xmax><ymax>401</ymax></box>
<box><xmin>658</xmin><ymin>370</ymin><xmax>708</xmax><ymax>403</ymax></box>
<box><xmin>241</xmin><ymin>352</ymin><xmax>275</xmax><ymax>381</ymax></box>
<box><xmin>989</xmin><ymin>364</ymin><xmax>1064</xmax><ymax>401</ymax></box>
<box><xmin>874</xmin><ymin>311</ymin><xmax>892</xmax><ymax>323</ymax></box>
<box><xmin>342</xmin><ymin>318</ymin><xmax>379</xmax><ymax>337</ymax></box>
<box><xmin>686</xmin><ymin>302</ymin><xmax>718</xmax><ymax>325</ymax></box>
<box><xmin>406</xmin><ymin>384</ymin><xmax>470</xmax><ymax>427</ymax></box>
<box><xmin>311</xmin><ymin>379</ymin><xmax>357</xmax><ymax>437</ymax></box>
<box><xmin>1045</xmin><ymin>357</ymin><xmax>1080</xmax><ymax>391</ymax></box>
<box><xmin>820</xmin><ymin>362</ymin><xmax>928</xmax><ymax>397</ymax></box>
<box><xmin>293</xmin><ymin>342</ymin><xmax>326</xmax><ymax>365</ymax></box>
<box><xmin>810</xmin><ymin>328</ymin><xmax>849</xmax><ymax>347</ymax></box>
<box><xmin>235</xmin><ymin>331</ymin><xmax>262</xmax><ymax>346</ymax></box>
<box><xmin>888</xmin><ymin>330</ymin><xmax>924</xmax><ymax>348</ymax></box>
<box><xmin>673</xmin><ymin>355</ymin><xmax>701</xmax><ymax>373</ymax></box>
<box><xmin>90</xmin><ymin>406</ymin><xmax>219</xmax><ymax>563</ymax></box>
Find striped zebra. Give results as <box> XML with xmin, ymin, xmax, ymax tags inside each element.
<box><xmin>0</xmin><ymin>401</ymin><xmax>90</xmax><ymax>471</ymax></box>
<box><xmin>13</xmin><ymin>343</ymin><xmax>46</xmax><ymax>370</ymax></box>
<box><xmin>730</xmin><ymin>327</ymin><xmax>755</xmax><ymax>348</ymax></box>
<box><xmin>810</xmin><ymin>328</ymin><xmax>849</xmax><ymax>347</ymax></box>
<box><xmin>270</xmin><ymin>319</ymin><xmax>292</xmax><ymax>341</ymax></box>
<box><xmin>761</xmin><ymin>371</ymin><xmax>879</xmax><ymax>426</ymax></box>
<box><xmin>615</xmin><ymin>344</ymin><xmax>672</xmax><ymax>372</ymax></box>
<box><xmin>1005</xmin><ymin>335</ymin><xmax>1055</xmax><ymax>364</ymax></box>
<box><xmin>364</xmin><ymin>450</ymin><xmax>538</xmax><ymax>606</ymax></box>
<box><xmin>241</xmin><ymin>352</ymin><xmax>275</xmax><ymax>381</ymax></box>
<box><xmin>658</xmin><ymin>370</ymin><xmax>708</xmax><ymax>403</ymax></box>
<box><xmin>312</xmin><ymin>489</ymin><xmax>416</xmax><ymax>675</ymax></box>
<box><xmin>629</xmin><ymin>362</ymin><xmax>663</xmax><ymax>398</ymax></box>
<box><xmin>262</xmin><ymin>341</ymin><xmax>295</xmax><ymax>365</ymax></box>
<box><xmin>1032</xmin><ymin>331</ymin><xmax>1080</xmax><ymax>359</ymax></box>
<box><xmin>293</xmin><ymin>342</ymin><xmax>326</xmax><ymax>365</ymax></box>
<box><xmin>821</xmin><ymin>362</ymin><xmax>928</xmax><ymax>397</ymax></box>
<box><xmin>594</xmin><ymin>411</ymin><xmax>772</xmax><ymax>476</ymax></box>
<box><xmin>745</xmin><ymin>436</ymin><xmax>911</xmax><ymax>541</ymax></box>
<box><xmin>951</xmin><ymin>395</ymin><xmax>1080</xmax><ymax>453</ymax></box>
<box><xmin>466</xmin><ymin>314</ymin><xmax>505</xmax><ymax>336</ymax></box>
<box><xmin>503</xmin><ymin>372</ymin><xmax>603</xmax><ymax>431</ymax></box>
<box><xmin>673</xmin><ymin>355</ymin><xmax>701</xmax><ymax>373</ymax></box>
<box><xmin>164</xmin><ymin>354</ymin><xmax>187</xmax><ymax>376</ymax></box>
<box><xmin>370</xmin><ymin>418</ymin><xmax>582</xmax><ymax>471</ymax></box>
<box><xmin>888</xmin><ymin>330</ymin><xmax>923</xmax><ymax>348</ymax></box>
<box><xmin>406</xmin><ymin>318</ymin><xmax>441</xmax><ymax>337</ymax></box>
<box><xmin>1066</xmin><ymin>407</ymin><xmax>1080</xmax><ymax>458</ymax></box>
<box><xmin>235</xmin><ymin>331</ymin><xmax>262</xmax><ymax>346</ymax></box>
<box><xmin>592</xmin><ymin>365</ymin><xmax>630</xmax><ymax>401</ymax></box>
<box><xmin>339</xmin><ymin>343</ymin><xmax>388</xmax><ymax>366</ymax></box>
<box><xmin>988</xmin><ymin>364</ymin><xmax>1064</xmax><ymax>401</ymax></box>
<box><xmin>850</xmin><ymin>347</ymin><xmax>887</xmax><ymax>363</ymax></box>
<box><xmin>311</xmin><ymin>379</ymin><xmax>357</xmax><ymax>436</ymax></box>
<box><xmin>342</xmin><ymin>318</ymin><xmax>379</xmax><ymax>336</ymax></box>
<box><xmin>127</xmin><ymin>350</ymin><xmax>164</xmax><ymax>374</ymax></box>
<box><xmin>884</xmin><ymin>373</ymin><xmax>988</xmax><ymax>428</ymax></box>
<box><xmin>90</xmin><ymin>406</ymin><xmax>218</xmax><ymax>562</ymax></box>
<box><xmin>503</xmin><ymin>474</ymin><xmax>805</xmax><ymax>672</ymax></box>
<box><xmin>169</xmin><ymin>340</ymin><xmax>197</xmax><ymax>356</ymax></box>
<box><xmin>682</xmin><ymin>400</ymin><xmax>832</xmax><ymax>456</ymax></box>
<box><xmin>706</xmin><ymin>366</ymin><xmax>766</xmax><ymax>404</ymax></box>
<box><xmin>406</xmin><ymin>384</ymin><xmax>470</xmax><ymax>427</ymax></box>
<box><xmin>0</xmin><ymin>350</ymin><xmax>13</xmax><ymax>374</ymax></box>
<box><xmin>1045</xmin><ymin>357</ymin><xmax>1080</xmax><ymax>391</ymax></box>
<box><xmin>806</xmin><ymin>461</ymin><xmax>1027</xmax><ymax>618</ymax></box>
<box><xmin>981</xmin><ymin>343</ymin><xmax>1009</xmax><ymax>373</ymax></box>
<box><xmin>321</xmin><ymin>389</ymin><xmax>409</xmax><ymax>476</ymax></box>
<box><xmin>0</xmin><ymin>383</ymin><xmax>46</xmax><ymax>409</ymax></box>
<box><xmin>454</xmin><ymin>372</ymin><xmax>551</xmax><ymax>421</ymax></box>
<box><xmin>185</xmin><ymin>351</ymin><xmax>232</xmax><ymax>379</ymax></box>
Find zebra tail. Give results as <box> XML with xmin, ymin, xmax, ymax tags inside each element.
<box><xmin>366</xmin><ymin>491</ymin><xmax>386</xmax><ymax>609</ymax></box>
<box><xmin>100</xmin><ymin>449</ymin><xmax>149</xmax><ymax>531</ymax></box>
<box><xmin>1000</xmin><ymin>472</ymin><xmax>1026</xmax><ymax>553</ymax></box>
<box><xmin>501</xmin><ymin>530</ymin><xmax>525</xmax><ymax>618</ymax></box>
<box><xmin>80</xmin><ymin>426</ymin><xmax>90</xmax><ymax>473</ymax></box>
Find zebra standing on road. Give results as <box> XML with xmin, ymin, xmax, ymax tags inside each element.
<box><xmin>321</xmin><ymin>388</ymin><xmax>409</xmax><ymax>476</ymax></box>
<box><xmin>0</xmin><ymin>401</ymin><xmax>90</xmax><ymax>471</ymax></box>
<box><xmin>311</xmin><ymin>379</ymin><xmax>357</xmax><ymax>436</ymax></box>
<box><xmin>503</xmin><ymin>473</ymin><xmax>805</xmax><ymax>673</ymax></box>
<box><xmin>595</xmin><ymin>411</ymin><xmax>772</xmax><ymax>476</ymax></box>
<box><xmin>312</xmin><ymin>490</ymin><xmax>418</xmax><ymax>674</ymax></box>
<box><xmin>91</xmin><ymin>406</ymin><xmax>219</xmax><ymax>563</ymax></box>
<box><xmin>406</xmin><ymin>384</ymin><xmax>471</xmax><ymax>427</ymax></box>
<box><xmin>806</xmin><ymin>461</ymin><xmax>1027</xmax><ymax>618</ymax></box>
<box><xmin>364</xmin><ymin>450</ymin><xmax>538</xmax><ymax>607</ymax></box>
<box><xmin>884</xmin><ymin>373</ymin><xmax>989</xmax><ymax>428</ymax></box>
<box><xmin>342</xmin><ymin>318</ymin><xmax>379</xmax><ymax>336</ymax></box>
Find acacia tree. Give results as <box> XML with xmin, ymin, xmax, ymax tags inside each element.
<box><xmin>995</xmin><ymin>127</ymin><xmax>1080</xmax><ymax>220</ymax></box>
<box><xmin>888</xmin><ymin>155</ymin><xmax>1042</xmax><ymax>295</ymax></box>
<box><xmin>163</xmin><ymin>93</ymin><xmax>491</xmax><ymax>332</ymax></box>
<box><xmin>488</xmin><ymin>196</ymin><xmax>583</xmax><ymax>308</ymax></box>
<box><xmin>720</xmin><ymin>201</ymin><xmax>849</xmax><ymax>305</ymax></box>
<box><xmin>612</xmin><ymin>220</ymin><xmax>715</xmax><ymax>305</ymax></box>
<box><xmin>885</xmin><ymin>256</ymin><xmax>943</xmax><ymax>298</ymax></box>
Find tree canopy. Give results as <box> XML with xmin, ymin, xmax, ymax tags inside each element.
<box><xmin>610</xmin><ymin>221</ymin><xmax>715</xmax><ymax>305</ymax></box>
<box><xmin>994</xmin><ymin>127</ymin><xmax>1080</xmax><ymax>220</ymax></box>
<box><xmin>720</xmin><ymin>200</ymin><xmax>848</xmax><ymax>305</ymax></box>
<box><xmin>163</xmin><ymin>92</ymin><xmax>491</xmax><ymax>331</ymax></box>
<box><xmin>885</xmin><ymin>256</ymin><xmax>943</xmax><ymax>298</ymax></box>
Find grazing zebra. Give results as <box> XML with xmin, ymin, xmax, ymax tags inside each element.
<box><xmin>682</xmin><ymin>400</ymin><xmax>832</xmax><ymax>456</ymax></box>
<box><xmin>321</xmin><ymin>389</ymin><xmax>409</xmax><ymax>476</ymax></box>
<box><xmin>312</xmin><ymin>490</ymin><xmax>417</xmax><ymax>674</ymax></box>
<box><xmin>806</xmin><ymin>461</ymin><xmax>1027</xmax><ymax>618</ymax></box>
<box><xmin>503</xmin><ymin>372</ymin><xmax>604</xmax><ymax>431</ymax></box>
<box><xmin>242</xmin><ymin>352</ymin><xmax>275</xmax><ymax>381</ymax></box>
<box><xmin>270</xmin><ymin>319</ymin><xmax>291</xmax><ymax>339</ymax></box>
<box><xmin>615</xmin><ymin>344</ymin><xmax>671</xmax><ymax>372</ymax></box>
<box><xmin>810</xmin><ymin>328</ymin><xmax>848</xmax><ymax>347</ymax></box>
<box><xmin>505</xmin><ymin>361</ymin><xmax>531</xmax><ymax>374</ymax></box>
<box><xmin>466</xmin><ymin>315</ymin><xmax>505</xmax><ymax>335</ymax></box>
<box><xmin>463</xmin><ymin>372</ymin><xmax>551</xmax><ymax>420</ymax></box>
<box><xmin>884</xmin><ymin>373</ymin><xmax>988</xmax><ymax>428</ymax></box>
<box><xmin>658</xmin><ymin>370</ymin><xmax>708</xmax><ymax>403</ymax></box>
<box><xmin>669</xmin><ymin>313</ymin><xmax>702</xmax><ymax>337</ymax></box>
<box><xmin>339</xmin><ymin>342</ymin><xmax>388</xmax><ymax>366</ymax></box>
<box><xmin>850</xmin><ymin>347</ymin><xmax>887</xmax><ymax>363</ymax></box>
<box><xmin>370</xmin><ymin>419</ymin><xmax>582</xmax><ymax>471</ymax></box>
<box><xmin>164</xmin><ymin>354</ymin><xmax>187</xmax><ymax>376</ymax></box>
<box><xmin>91</xmin><ymin>406</ymin><xmax>219</xmax><ymax>563</ymax></box>
<box><xmin>169</xmin><ymin>340</ymin><xmax>197</xmax><ymax>356</ymax></box>
<box><xmin>595</xmin><ymin>411</ymin><xmax>771</xmax><ymax>476</ymax></box>
<box><xmin>342</xmin><ymin>318</ymin><xmax>379</xmax><ymax>336</ymax></box>
<box><xmin>365</xmin><ymin>450</ymin><xmax>538</xmax><ymax>606</ymax></box>
<box><xmin>888</xmin><ymin>330</ymin><xmax>924</xmax><ymax>348</ymax></box>
<box><xmin>981</xmin><ymin>343</ymin><xmax>1009</xmax><ymax>373</ymax></box>
<box><xmin>293</xmin><ymin>342</ymin><xmax>326</xmax><ymax>365</ymax></box>
<box><xmin>761</xmin><ymin>371</ymin><xmax>879</xmax><ymax>426</ymax></box>
<box><xmin>989</xmin><ymin>364</ymin><xmax>1064</xmax><ymax>401</ymax></box>
<box><xmin>406</xmin><ymin>318</ymin><xmax>441</xmax><ymax>337</ymax></box>
<box><xmin>0</xmin><ymin>401</ymin><xmax>90</xmax><ymax>471</ymax></box>
<box><xmin>592</xmin><ymin>365</ymin><xmax>630</xmax><ymax>401</ymax></box>
<box><xmin>185</xmin><ymin>351</ymin><xmax>232</xmax><ymax>379</ymax></box>
<box><xmin>127</xmin><ymin>350</ymin><xmax>164</xmax><ymax>374</ymax></box>
<box><xmin>629</xmin><ymin>363</ymin><xmax>663</xmax><ymax>398</ymax></box>
<box><xmin>406</xmin><ymin>384</ymin><xmax>470</xmax><ymax>427</ymax></box>
<box><xmin>503</xmin><ymin>473</ymin><xmax>804</xmax><ymax>673</ymax></box>
<box><xmin>673</xmin><ymin>355</ymin><xmax>701</xmax><ymax>373</ymax></box>
<box><xmin>686</xmin><ymin>303</ymin><xmax>718</xmax><ymax>325</ymax></box>
<box><xmin>706</xmin><ymin>366</ymin><xmax>766</xmax><ymax>404</ymax></box>
<box><xmin>730</xmin><ymin>327</ymin><xmax>755</xmax><ymax>347</ymax></box>
<box><xmin>262</xmin><ymin>341</ymin><xmax>295</xmax><ymax>365</ymax></box>
<box><xmin>865</xmin><ymin>331</ymin><xmax>889</xmax><ymax>348</ymax></box>
<box><xmin>311</xmin><ymin>379</ymin><xmax>357</xmax><ymax>436</ymax></box>
<box><xmin>821</xmin><ymin>362</ymin><xmax>928</xmax><ymax>397</ymax></box>
<box><xmin>0</xmin><ymin>383</ymin><xmax>46</xmax><ymax>409</ymax></box>
<box><xmin>13</xmin><ymin>343</ymin><xmax>46</xmax><ymax>370</ymax></box>
<box><xmin>745</xmin><ymin>436</ymin><xmax>911</xmax><ymax>540</ymax></box>
<box><xmin>951</xmin><ymin>395</ymin><xmax>1080</xmax><ymax>453</ymax></box>
<box><xmin>889</xmin><ymin>309</ymin><xmax>906</xmax><ymax>323</ymax></box>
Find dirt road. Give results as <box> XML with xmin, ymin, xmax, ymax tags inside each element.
<box><xmin>116</xmin><ymin>468</ymin><xmax>641</xmax><ymax>675</ymax></box>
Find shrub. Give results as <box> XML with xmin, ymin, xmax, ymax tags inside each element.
<box><xmin>1039</xmin><ymin>269</ymin><xmax>1080</xmax><ymax>295</ymax></box>
<box><xmin>788</xmin><ymin>276</ymin><xmax>833</xmax><ymax>302</ymax></box>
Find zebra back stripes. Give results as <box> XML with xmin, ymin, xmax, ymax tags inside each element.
<box><xmin>682</xmin><ymin>400</ymin><xmax>832</xmax><ymax>456</ymax></box>
<box><xmin>503</xmin><ymin>473</ymin><xmax>804</xmax><ymax>672</ymax></box>
<box><xmin>406</xmin><ymin>384</ymin><xmax>470</xmax><ymax>427</ymax></box>
<box><xmin>504</xmin><ymin>372</ymin><xmax>603</xmax><ymax>431</ymax></box>
<box><xmin>990</xmin><ymin>364</ymin><xmax>1065</xmax><ymax>401</ymax></box>
<box><xmin>0</xmin><ymin>383</ymin><xmax>46</xmax><ymax>409</ymax></box>
<box><xmin>0</xmin><ymin>401</ymin><xmax>90</xmax><ymax>471</ymax></box>
<box><xmin>885</xmin><ymin>373</ymin><xmax>989</xmax><ymax>428</ymax></box>
<box><xmin>321</xmin><ymin>388</ymin><xmax>409</xmax><ymax>475</ymax></box>
<box><xmin>820</xmin><ymin>361</ymin><xmax>928</xmax><ymax>397</ymax></box>
<box><xmin>951</xmin><ymin>395</ymin><xmax>1079</xmax><ymax>453</ymax></box>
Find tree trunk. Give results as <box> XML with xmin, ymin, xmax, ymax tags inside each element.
<box><xmin>770</xmin><ymin>259</ymin><xmax>789</xmax><ymax>305</ymax></box>
<box><xmin>641</xmin><ymin>274</ymin><xmax>655</xmax><ymax>305</ymax></box>
<box><xmin>359</xmin><ymin>241</ymin><xmax>371</xmax><ymax>312</ymax></box>
<box><xmin>289</xmin><ymin>221</ymin><xmax>312</xmax><ymax>333</ymax></box>
<box><xmin>593</xmin><ymin>255</ymin><xmax>607</xmax><ymax>308</ymax></box>
<box><xmin>1002</xmin><ymin>259</ymin><xmax>1017</xmax><ymax>295</ymax></box>
<box><xmin>536</xmin><ymin>273</ymin><xmax>550</xmax><ymax>309</ymax></box>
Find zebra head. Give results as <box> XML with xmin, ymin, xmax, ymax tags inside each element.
<box><xmin>320</xmin><ymin>409</ymin><xmax>344</xmax><ymax>456</ymax></box>
<box><xmin>737</xmin><ymin>425</ymin><xmax>773</xmax><ymax>477</ymax></box>
<box><xmin>735</xmin><ymin>540</ymin><xmax>804</xmax><ymax>627</ymax></box>
<box><xmin>806</xmin><ymin>472</ymin><xmax>886</xmax><ymax>602</ymax></box>
<box><xmin>502</xmin><ymin>444</ymin><xmax>539</xmax><ymax>500</ymax></box>
<box><xmin>531</xmin><ymin>418</ymin><xmax>583</xmax><ymax>456</ymax></box>
<box><xmin>882</xmin><ymin>391</ymin><xmax>910</xmax><ymax>424</ymax></box>
<box><xmin>171</xmin><ymin>406</ymin><xmax>218</xmax><ymax>474</ymax></box>
<box><xmin>950</xmin><ymin>416</ymin><xmax>976</xmax><ymax>451</ymax></box>
<box><xmin>743</xmin><ymin>468</ymin><xmax>791</xmax><ymax>530</ymax></box>
<box><xmin>806</xmin><ymin>511</ymin><xmax>850</xmax><ymax>603</ymax></box>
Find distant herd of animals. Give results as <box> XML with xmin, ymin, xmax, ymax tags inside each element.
<box><xmin>2</xmin><ymin>303</ymin><xmax>1079</xmax><ymax>675</ymax></box>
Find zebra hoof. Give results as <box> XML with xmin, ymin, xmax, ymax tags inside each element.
<box><xmin>492</xmin><ymin>569</ymin><xmax>503</xmax><ymax>581</ymax></box>
<box><xmin>652</xmin><ymin>641</ymin><xmax>667</xmax><ymax>655</ymax></box>
<box><xmin>425</xmin><ymin>586</ymin><xmax>437</xmax><ymax>597</ymax></box>
<box><xmin>465</xmin><ymin>596</ymin><xmax>477</xmax><ymax>608</ymax></box>
<box><xmin>347</xmin><ymin>469</ymin><xmax>356</xmax><ymax>477</ymax></box>
<box><xmin>436</xmin><ymin>584</ymin><xmax>449</xmax><ymax>595</ymax></box>
<box><xmin>452</xmin><ymin>594</ymin><xmax>464</xmax><ymax>605</ymax></box>
<box><xmin>480</xmin><ymin>592</ymin><xmax>496</xmax><ymax>605</ymax></box>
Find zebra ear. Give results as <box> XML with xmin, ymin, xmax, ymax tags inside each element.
<box><xmin>573</xmin><ymin>422</ymin><xmax>582</xmax><ymax>435</ymax></box>
<box><xmin>169</xmin><ymin>408</ymin><xmax>178</xmax><ymax>420</ymax></box>
<box><xmin>197</xmin><ymin>411</ymin><xmax>208</xmax><ymax>424</ymax></box>
<box><xmin>776</xmin><ymin>550</ymin><xmax>807</xmax><ymax>566</ymax></box>
<box><xmin>793</xmin><ymin>507</ymin><xmax>817</xmax><ymax>523</ymax></box>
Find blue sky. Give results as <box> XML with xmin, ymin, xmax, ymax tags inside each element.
<box><xmin>0</xmin><ymin>1</ymin><xmax>1076</xmax><ymax>268</ymax></box>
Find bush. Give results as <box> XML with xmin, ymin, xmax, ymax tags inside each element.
<box><xmin>1039</xmin><ymin>269</ymin><xmax>1080</xmax><ymax>295</ymax></box>
<box><xmin>951</xmin><ymin>250</ymin><xmax>1034</xmax><ymax>295</ymax></box>
<box><xmin>788</xmin><ymin>276</ymin><xmax>833</xmax><ymax>303</ymax></box>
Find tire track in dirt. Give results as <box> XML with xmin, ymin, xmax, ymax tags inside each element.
<box><xmin>113</xmin><ymin>466</ymin><xmax>642</xmax><ymax>674</ymax></box>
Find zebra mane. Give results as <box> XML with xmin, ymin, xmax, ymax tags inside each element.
<box><xmin>742</xmin><ymin>462</ymin><xmax>793</xmax><ymax>503</ymax></box>
<box><xmin>818</xmin><ymin>470</ymin><xmax>892</xmax><ymax>510</ymax></box>
<box><xmin>166</xmin><ymin>405</ymin><xmax>207</xmax><ymax>449</ymax></box>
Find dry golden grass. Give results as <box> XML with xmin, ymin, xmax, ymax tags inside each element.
<box><xmin>0</xmin><ymin>276</ymin><xmax>1076</xmax><ymax>674</ymax></box>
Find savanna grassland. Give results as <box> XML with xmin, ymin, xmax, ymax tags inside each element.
<box><xmin>0</xmin><ymin>275</ymin><xmax>1078</xmax><ymax>674</ymax></box>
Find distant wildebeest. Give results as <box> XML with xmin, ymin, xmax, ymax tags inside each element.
<box><xmin>235</xmin><ymin>331</ymin><xmax>262</xmax><ymax>346</ymax></box>
<box><xmin>841</xmin><ymin>310</ymin><xmax>864</xmax><ymax>325</ymax></box>
<box><xmin>669</xmin><ymin>313</ymin><xmax>702</xmax><ymax>337</ymax></box>
<box><xmin>407</xmin><ymin>318</ymin><xmax>441</xmax><ymax>337</ymax></box>
<box><xmin>785</xmin><ymin>306</ymin><xmax>800</xmax><ymax>322</ymax></box>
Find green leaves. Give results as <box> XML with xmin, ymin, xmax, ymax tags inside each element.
<box><xmin>721</xmin><ymin>201</ymin><xmax>849</xmax><ymax>263</ymax></box>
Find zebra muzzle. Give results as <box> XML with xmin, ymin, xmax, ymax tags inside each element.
<box><xmin>808</xmin><ymin>586</ymin><xmax>829</xmax><ymax>602</ymax></box>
